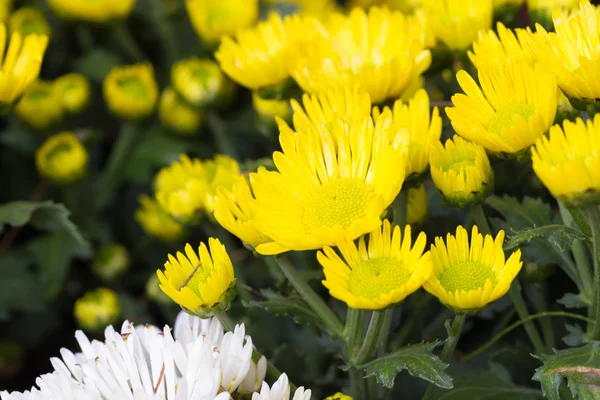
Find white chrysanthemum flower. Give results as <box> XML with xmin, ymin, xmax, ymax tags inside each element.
<box><xmin>240</xmin><ymin>356</ymin><xmax>268</xmax><ymax>394</ymax></box>
<box><xmin>252</xmin><ymin>373</ymin><xmax>312</xmax><ymax>400</ymax></box>
<box><xmin>1</xmin><ymin>371</ymin><xmax>100</xmax><ymax>400</ymax></box>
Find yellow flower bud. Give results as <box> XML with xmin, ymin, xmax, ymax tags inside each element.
<box><xmin>407</xmin><ymin>184</ymin><xmax>428</xmax><ymax>227</ymax></box>
<box><xmin>171</xmin><ymin>57</ymin><xmax>233</xmax><ymax>108</ymax></box>
<box><xmin>135</xmin><ymin>194</ymin><xmax>187</xmax><ymax>242</ymax></box>
<box><xmin>203</xmin><ymin>154</ymin><xmax>240</xmax><ymax>214</ymax></box>
<box><xmin>48</xmin><ymin>0</ymin><xmax>135</xmax><ymax>23</ymax></box>
<box><xmin>15</xmin><ymin>80</ymin><xmax>63</xmax><ymax>130</ymax></box>
<box><xmin>55</xmin><ymin>73</ymin><xmax>91</xmax><ymax>114</ymax></box>
<box><xmin>92</xmin><ymin>243</ymin><xmax>129</xmax><ymax>281</ymax></box>
<box><xmin>74</xmin><ymin>288</ymin><xmax>121</xmax><ymax>332</ymax></box>
<box><xmin>159</xmin><ymin>87</ymin><xmax>204</xmax><ymax>135</ymax></box>
<box><xmin>35</xmin><ymin>132</ymin><xmax>88</xmax><ymax>184</ymax></box>
<box><xmin>325</xmin><ymin>393</ymin><xmax>353</xmax><ymax>400</ymax></box>
<box><xmin>8</xmin><ymin>7</ymin><xmax>51</xmax><ymax>38</ymax></box>
<box><xmin>252</xmin><ymin>91</ymin><xmax>291</xmax><ymax>124</ymax></box>
<box><xmin>103</xmin><ymin>63</ymin><xmax>158</xmax><ymax>120</ymax></box>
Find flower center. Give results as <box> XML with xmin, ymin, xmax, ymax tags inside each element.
<box><xmin>348</xmin><ymin>257</ymin><xmax>410</xmax><ymax>299</ymax></box>
<box><xmin>439</xmin><ymin>261</ymin><xmax>496</xmax><ymax>293</ymax></box>
<box><xmin>181</xmin><ymin>263</ymin><xmax>214</xmax><ymax>301</ymax></box>
<box><xmin>302</xmin><ymin>179</ymin><xmax>374</xmax><ymax>233</ymax></box>
<box><xmin>117</xmin><ymin>77</ymin><xmax>148</xmax><ymax>99</ymax></box>
<box><xmin>487</xmin><ymin>103</ymin><xmax>536</xmax><ymax>134</ymax></box>
<box><xmin>443</xmin><ymin>158</ymin><xmax>475</xmax><ymax>174</ymax></box>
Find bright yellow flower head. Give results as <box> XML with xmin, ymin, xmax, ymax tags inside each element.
<box><xmin>155</xmin><ymin>155</ymin><xmax>207</xmax><ymax>223</ymax></box>
<box><xmin>528</xmin><ymin>1</ymin><xmax>600</xmax><ymax>101</ymax></box>
<box><xmin>430</xmin><ymin>136</ymin><xmax>493</xmax><ymax>208</ymax></box>
<box><xmin>325</xmin><ymin>393</ymin><xmax>353</xmax><ymax>400</ymax></box>
<box><xmin>136</xmin><ymin>195</ymin><xmax>186</xmax><ymax>242</ymax></box>
<box><xmin>288</xmin><ymin>7</ymin><xmax>431</xmax><ymax>104</ymax></box>
<box><xmin>318</xmin><ymin>220</ymin><xmax>431</xmax><ymax>310</ymax></box>
<box><xmin>250</xmin><ymin>89</ymin><xmax>406</xmax><ymax>255</ymax></box>
<box><xmin>252</xmin><ymin>91</ymin><xmax>291</xmax><ymax>123</ymax></box>
<box><xmin>203</xmin><ymin>154</ymin><xmax>241</xmax><ymax>214</ymax></box>
<box><xmin>0</xmin><ymin>25</ymin><xmax>47</xmax><ymax>106</ymax></box>
<box><xmin>186</xmin><ymin>0</ymin><xmax>258</xmax><ymax>46</ymax></box>
<box><xmin>424</xmin><ymin>225</ymin><xmax>523</xmax><ymax>313</ymax></box>
<box><xmin>446</xmin><ymin>62</ymin><xmax>557</xmax><ymax>156</ymax></box>
<box><xmin>103</xmin><ymin>63</ymin><xmax>158</xmax><ymax>120</ymax></box>
<box><xmin>422</xmin><ymin>0</ymin><xmax>493</xmax><ymax>51</ymax></box>
<box><xmin>54</xmin><ymin>73</ymin><xmax>91</xmax><ymax>115</ymax></box>
<box><xmin>157</xmin><ymin>238</ymin><xmax>236</xmax><ymax>317</ymax></box>
<box><xmin>36</xmin><ymin>132</ymin><xmax>88</xmax><ymax>184</ymax></box>
<box><xmin>15</xmin><ymin>80</ymin><xmax>64</xmax><ymax>131</ymax></box>
<box><xmin>171</xmin><ymin>57</ymin><xmax>231</xmax><ymax>108</ymax></box>
<box><xmin>532</xmin><ymin>115</ymin><xmax>600</xmax><ymax>206</ymax></box>
<box><xmin>373</xmin><ymin>89</ymin><xmax>442</xmax><ymax>179</ymax></box>
<box><xmin>48</xmin><ymin>0</ymin><xmax>135</xmax><ymax>23</ymax></box>
<box><xmin>213</xmin><ymin>175</ymin><xmax>271</xmax><ymax>249</ymax></box>
<box><xmin>407</xmin><ymin>184</ymin><xmax>428</xmax><ymax>226</ymax></box>
<box><xmin>74</xmin><ymin>288</ymin><xmax>121</xmax><ymax>332</ymax></box>
<box><xmin>159</xmin><ymin>87</ymin><xmax>204</xmax><ymax>135</ymax></box>
<box><xmin>468</xmin><ymin>23</ymin><xmax>536</xmax><ymax>70</ymax></box>
<box><xmin>9</xmin><ymin>7</ymin><xmax>51</xmax><ymax>38</ymax></box>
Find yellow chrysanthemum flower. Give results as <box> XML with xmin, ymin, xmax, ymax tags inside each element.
<box><xmin>288</xmin><ymin>7</ymin><xmax>431</xmax><ymax>104</ymax></box>
<box><xmin>48</xmin><ymin>0</ymin><xmax>135</xmax><ymax>23</ymax></box>
<box><xmin>15</xmin><ymin>80</ymin><xmax>64</xmax><ymax>131</ymax></box>
<box><xmin>252</xmin><ymin>91</ymin><xmax>291</xmax><ymax>123</ymax></box>
<box><xmin>155</xmin><ymin>155</ymin><xmax>207</xmax><ymax>223</ymax></box>
<box><xmin>318</xmin><ymin>220</ymin><xmax>431</xmax><ymax>310</ymax></box>
<box><xmin>373</xmin><ymin>89</ymin><xmax>442</xmax><ymax>179</ymax></box>
<box><xmin>136</xmin><ymin>195</ymin><xmax>186</xmax><ymax>242</ymax></box>
<box><xmin>532</xmin><ymin>115</ymin><xmax>600</xmax><ymax>206</ymax></box>
<box><xmin>159</xmin><ymin>87</ymin><xmax>204</xmax><ymax>135</ymax></box>
<box><xmin>92</xmin><ymin>243</ymin><xmax>129</xmax><ymax>282</ymax></box>
<box><xmin>528</xmin><ymin>1</ymin><xmax>600</xmax><ymax>102</ymax></box>
<box><xmin>424</xmin><ymin>225</ymin><xmax>523</xmax><ymax>313</ymax></box>
<box><xmin>171</xmin><ymin>57</ymin><xmax>232</xmax><ymax>108</ymax></box>
<box><xmin>430</xmin><ymin>136</ymin><xmax>493</xmax><ymax>208</ymax></box>
<box><xmin>422</xmin><ymin>0</ymin><xmax>493</xmax><ymax>51</ymax></box>
<box><xmin>250</xmin><ymin>90</ymin><xmax>406</xmax><ymax>255</ymax></box>
<box><xmin>74</xmin><ymin>288</ymin><xmax>121</xmax><ymax>332</ymax></box>
<box><xmin>157</xmin><ymin>238</ymin><xmax>236</xmax><ymax>317</ymax></box>
<box><xmin>0</xmin><ymin>25</ymin><xmax>47</xmax><ymax>106</ymax></box>
<box><xmin>407</xmin><ymin>184</ymin><xmax>428</xmax><ymax>226</ymax></box>
<box><xmin>8</xmin><ymin>7</ymin><xmax>51</xmax><ymax>38</ymax></box>
<box><xmin>35</xmin><ymin>132</ymin><xmax>88</xmax><ymax>184</ymax></box>
<box><xmin>103</xmin><ymin>63</ymin><xmax>158</xmax><ymax>120</ymax></box>
<box><xmin>54</xmin><ymin>73</ymin><xmax>91</xmax><ymax>114</ymax></box>
<box><xmin>446</xmin><ymin>62</ymin><xmax>557</xmax><ymax>156</ymax></box>
<box><xmin>203</xmin><ymin>154</ymin><xmax>240</xmax><ymax>214</ymax></box>
<box><xmin>325</xmin><ymin>393</ymin><xmax>353</xmax><ymax>400</ymax></box>
<box><xmin>468</xmin><ymin>23</ymin><xmax>536</xmax><ymax>70</ymax></box>
<box><xmin>213</xmin><ymin>175</ymin><xmax>271</xmax><ymax>249</ymax></box>
<box><xmin>186</xmin><ymin>0</ymin><xmax>258</xmax><ymax>47</ymax></box>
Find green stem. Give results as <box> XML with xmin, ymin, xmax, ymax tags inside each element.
<box><xmin>471</xmin><ymin>203</ymin><xmax>492</xmax><ymax>235</ymax></box>
<box><xmin>150</xmin><ymin>0</ymin><xmax>178</xmax><ymax>70</ymax></box>
<box><xmin>526</xmin><ymin>284</ymin><xmax>554</xmax><ymax>351</ymax></box>
<box><xmin>264</xmin><ymin>256</ymin><xmax>286</xmax><ymax>285</ymax></box>
<box><xmin>393</xmin><ymin>189</ymin><xmax>409</xmax><ymax>227</ymax></box>
<box><xmin>207</xmin><ymin>111</ymin><xmax>237</xmax><ymax>159</ymax></box>
<box><xmin>349</xmin><ymin>367</ymin><xmax>367</xmax><ymax>399</ymax></box>
<box><xmin>377</xmin><ymin>307</ymin><xmax>395</xmax><ymax>357</ymax></box>
<box><xmin>274</xmin><ymin>255</ymin><xmax>344</xmax><ymax>338</ymax></box>
<box><xmin>572</xmin><ymin>239</ymin><xmax>593</xmax><ymax>298</ymax></box>
<box><xmin>509</xmin><ymin>279</ymin><xmax>545</xmax><ymax>355</ymax></box>
<box><xmin>113</xmin><ymin>23</ymin><xmax>145</xmax><ymax>62</ymax></box>
<box><xmin>344</xmin><ymin>308</ymin><xmax>363</xmax><ymax>358</ymax></box>
<box><xmin>75</xmin><ymin>25</ymin><xmax>94</xmax><ymax>51</ymax></box>
<box><xmin>353</xmin><ymin>311</ymin><xmax>385</xmax><ymax>365</ymax></box>
<box><xmin>422</xmin><ymin>314</ymin><xmax>467</xmax><ymax>400</ymax></box>
<box><xmin>585</xmin><ymin>206</ymin><xmax>600</xmax><ymax>340</ymax></box>
<box><xmin>462</xmin><ymin>311</ymin><xmax>593</xmax><ymax>360</ymax></box>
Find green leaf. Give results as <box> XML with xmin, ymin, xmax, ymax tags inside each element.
<box><xmin>557</xmin><ymin>293</ymin><xmax>590</xmax><ymax>309</ymax></box>
<box><xmin>486</xmin><ymin>195</ymin><xmax>552</xmax><ymax>230</ymax></box>
<box><xmin>437</xmin><ymin>372</ymin><xmax>542</xmax><ymax>399</ymax></box>
<box><xmin>360</xmin><ymin>341</ymin><xmax>452</xmax><ymax>389</ymax></box>
<box><xmin>504</xmin><ymin>225</ymin><xmax>588</xmax><ymax>253</ymax></box>
<box><xmin>562</xmin><ymin>202</ymin><xmax>592</xmax><ymax>237</ymax></box>
<box><xmin>562</xmin><ymin>324</ymin><xmax>588</xmax><ymax>347</ymax></box>
<box><xmin>0</xmin><ymin>201</ymin><xmax>89</xmax><ymax>248</ymax></box>
<box><xmin>0</xmin><ymin>249</ymin><xmax>45</xmax><ymax>317</ymax></box>
<box><xmin>73</xmin><ymin>48</ymin><xmax>123</xmax><ymax>81</ymax></box>
<box><xmin>243</xmin><ymin>289</ymin><xmax>323</xmax><ymax>328</ymax></box>
<box><xmin>533</xmin><ymin>342</ymin><xmax>600</xmax><ymax>400</ymax></box>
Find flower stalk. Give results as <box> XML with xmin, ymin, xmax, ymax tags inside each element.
<box><xmin>585</xmin><ymin>206</ymin><xmax>600</xmax><ymax>340</ymax></box>
<box><xmin>352</xmin><ymin>310</ymin><xmax>385</xmax><ymax>365</ymax></box>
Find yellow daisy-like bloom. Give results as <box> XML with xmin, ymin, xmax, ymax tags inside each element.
<box><xmin>430</xmin><ymin>136</ymin><xmax>493</xmax><ymax>208</ymax></box>
<box><xmin>0</xmin><ymin>25</ymin><xmax>47</xmax><ymax>106</ymax></box>
<box><xmin>35</xmin><ymin>132</ymin><xmax>88</xmax><ymax>184</ymax></box>
<box><xmin>422</xmin><ymin>0</ymin><xmax>493</xmax><ymax>51</ymax></box>
<box><xmin>446</xmin><ymin>62</ymin><xmax>557</xmax><ymax>156</ymax></box>
<box><xmin>74</xmin><ymin>288</ymin><xmax>121</xmax><ymax>332</ymax></box>
<box><xmin>157</xmin><ymin>238</ymin><xmax>236</xmax><ymax>317</ymax></box>
<box><xmin>468</xmin><ymin>23</ymin><xmax>536</xmax><ymax>70</ymax></box>
<box><xmin>288</xmin><ymin>7</ymin><xmax>431</xmax><ymax>104</ymax></box>
<box><xmin>250</xmin><ymin>90</ymin><xmax>406</xmax><ymax>255</ymax></box>
<box><xmin>203</xmin><ymin>154</ymin><xmax>241</xmax><ymax>214</ymax></box>
<box><xmin>54</xmin><ymin>73</ymin><xmax>91</xmax><ymax>114</ymax></box>
<box><xmin>318</xmin><ymin>220</ymin><xmax>431</xmax><ymax>310</ymax></box>
<box><xmin>528</xmin><ymin>1</ymin><xmax>600</xmax><ymax>102</ymax></box>
<box><xmin>252</xmin><ymin>91</ymin><xmax>291</xmax><ymax>123</ymax></box>
<box><xmin>15</xmin><ymin>80</ymin><xmax>64</xmax><ymax>131</ymax></box>
<box><xmin>9</xmin><ymin>7</ymin><xmax>51</xmax><ymax>38</ymax></box>
<box><xmin>47</xmin><ymin>0</ymin><xmax>135</xmax><ymax>23</ymax></box>
<box><xmin>159</xmin><ymin>87</ymin><xmax>204</xmax><ymax>135</ymax></box>
<box><xmin>103</xmin><ymin>63</ymin><xmax>159</xmax><ymax>120</ymax></box>
<box><xmin>373</xmin><ymin>89</ymin><xmax>442</xmax><ymax>179</ymax></box>
<box><xmin>135</xmin><ymin>195</ymin><xmax>186</xmax><ymax>242</ymax></box>
<box><xmin>532</xmin><ymin>115</ymin><xmax>600</xmax><ymax>206</ymax></box>
<box><xmin>407</xmin><ymin>184</ymin><xmax>428</xmax><ymax>226</ymax></box>
<box><xmin>155</xmin><ymin>155</ymin><xmax>207</xmax><ymax>223</ymax></box>
<box><xmin>213</xmin><ymin>175</ymin><xmax>271</xmax><ymax>249</ymax></box>
<box><xmin>186</xmin><ymin>0</ymin><xmax>258</xmax><ymax>47</ymax></box>
<box><xmin>424</xmin><ymin>225</ymin><xmax>523</xmax><ymax>313</ymax></box>
<box><xmin>325</xmin><ymin>392</ymin><xmax>353</xmax><ymax>400</ymax></box>
<box><xmin>171</xmin><ymin>57</ymin><xmax>232</xmax><ymax>108</ymax></box>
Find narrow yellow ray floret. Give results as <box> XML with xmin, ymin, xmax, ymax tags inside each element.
<box><xmin>468</xmin><ymin>22</ymin><xmax>536</xmax><ymax>69</ymax></box>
